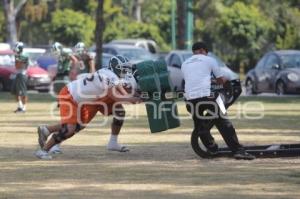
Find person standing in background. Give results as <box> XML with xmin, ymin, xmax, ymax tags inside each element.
<box><xmin>52</xmin><ymin>42</ymin><xmax>78</xmax><ymax>96</ymax></box>
<box><xmin>72</xmin><ymin>42</ymin><xmax>95</xmax><ymax>80</ymax></box>
<box><xmin>11</xmin><ymin>42</ymin><xmax>29</xmax><ymax>113</ymax></box>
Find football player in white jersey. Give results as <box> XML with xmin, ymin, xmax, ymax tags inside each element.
<box><xmin>36</xmin><ymin>55</ymin><xmax>141</xmax><ymax>160</ymax></box>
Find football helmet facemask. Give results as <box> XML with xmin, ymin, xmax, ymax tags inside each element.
<box><xmin>109</xmin><ymin>55</ymin><xmax>132</xmax><ymax>78</ymax></box>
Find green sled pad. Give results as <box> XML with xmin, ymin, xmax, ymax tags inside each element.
<box><xmin>136</xmin><ymin>60</ymin><xmax>181</xmax><ymax>133</ymax></box>
<box><xmin>154</xmin><ymin>60</ymin><xmax>173</xmax><ymax>92</ymax></box>
<box><xmin>162</xmin><ymin>100</ymin><xmax>180</xmax><ymax>129</ymax></box>
<box><xmin>136</xmin><ymin>61</ymin><xmax>161</xmax><ymax>93</ymax></box>
<box><xmin>145</xmin><ymin>99</ymin><xmax>169</xmax><ymax>133</ymax></box>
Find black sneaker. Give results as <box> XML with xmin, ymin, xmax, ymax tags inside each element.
<box><xmin>234</xmin><ymin>150</ymin><xmax>255</xmax><ymax>160</ymax></box>
<box><xmin>14</xmin><ymin>107</ymin><xmax>25</xmax><ymax>113</ymax></box>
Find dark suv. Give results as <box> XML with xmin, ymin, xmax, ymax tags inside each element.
<box><xmin>246</xmin><ymin>50</ymin><xmax>300</xmax><ymax>95</ymax></box>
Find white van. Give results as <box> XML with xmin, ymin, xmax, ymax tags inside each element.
<box><xmin>109</xmin><ymin>39</ymin><xmax>159</xmax><ymax>54</ymax></box>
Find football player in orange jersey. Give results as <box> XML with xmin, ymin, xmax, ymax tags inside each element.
<box><xmin>36</xmin><ymin>55</ymin><xmax>141</xmax><ymax>159</ymax></box>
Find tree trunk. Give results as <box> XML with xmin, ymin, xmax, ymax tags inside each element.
<box><xmin>177</xmin><ymin>0</ymin><xmax>185</xmax><ymax>49</ymax></box>
<box><xmin>3</xmin><ymin>0</ymin><xmax>17</xmax><ymax>44</ymax></box>
<box><xmin>3</xmin><ymin>0</ymin><xmax>27</xmax><ymax>45</ymax></box>
<box><xmin>95</xmin><ymin>0</ymin><xmax>104</xmax><ymax>69</ymax></box>
<box><xmin>133</xmin><ymin>0</ymin><xmax>143</xmax><ymax>22</ymax></box>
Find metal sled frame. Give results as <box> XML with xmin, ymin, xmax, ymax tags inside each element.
<box><xmin>191</xmin><ymin>131</ymin><xmax>300</xmax><ymax>158</ymax></box>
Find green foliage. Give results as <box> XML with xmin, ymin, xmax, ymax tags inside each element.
<box><xmin>3</xmin><ymin>0</ymin><xmax>300</xmax><ymax>73</ymax></box>
<box><xmin>217</xmin><ymin>2</ymin><xmax>272</xmax><ymax>49</ymax></box>
<box><xmin>0</xmin><ymin>7</ymin><xmax>6</xmax><ymax>42</ymax></box>
<box><xmin>46</xmin><ymin>9</ymin><xmax>95</xmax><ymax>46</ymax></box>
<box><xmin>195</xmin><ymin>1</ymin><xmax>275</xmax><ymax>71</ymax></box>
<box><xmin>274</xmin><ymin>7</ymin><xmax>300</xmax><ymax>49</ymax></box>
<box><xmin>23</xmin><ymin>0</ymin><xmax>48</xmax><ymax>22</ymax></box>
<box><xmin>103</xmin><ymin>14</ymin><xmax>169</xmax><ymax>51</ymax></box>
<box><xmin>210</xmin><ymin>2</ymin><xmax>274</xmax><ymax>71</ymax></box>
<box><xmin>141</xmin><ymin>0</ymin><xmax>172</xmax><ymax>46</ymax></box>
<box><xmin>102</xmin><ymin>0</ymin><xmax>170</xmax><ymax>51</ymax></box>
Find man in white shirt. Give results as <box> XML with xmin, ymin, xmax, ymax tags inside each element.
<box><xmin>182</xmin><ymin>42</ymin><xmax>255</xmax><ymax>160</ymax></box>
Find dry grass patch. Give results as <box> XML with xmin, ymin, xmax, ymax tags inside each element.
<box><xmin>0</xmin><ymin>92</ymin><xmax>300</xmax><ymax>199</ymax></box>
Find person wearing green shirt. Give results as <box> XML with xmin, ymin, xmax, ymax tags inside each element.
<box><xmin>11</xmin><ymin>42</ymin><xmax>29</xmax><ymax>113</ymax></box>
<box><xmin>73</xmin><ymin>42</ymin><xmax>95</xmax><ymax>79</ymax></box>
<box><xmin>52</xmin><ymin>42</ymin><xmax>77</xmax><ymax>95</ymax></box>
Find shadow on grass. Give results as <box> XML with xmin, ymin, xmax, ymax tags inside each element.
<box><xmin>1</xmin><ymin>144</ymin><xmax>300</xmax><ymax>199</ymax></box>
<box><xmin>0</xmin><ymin>91</ymin><xmax>55</xmax><ymax>103</ymax></box>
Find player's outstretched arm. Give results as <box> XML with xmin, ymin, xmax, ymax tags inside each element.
<box><xmin>108</xmin><ymin>84</ymin><xmax>142</xmax><ymax>104</ymax></box>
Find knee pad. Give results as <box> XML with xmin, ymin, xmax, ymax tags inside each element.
<box><xmin>114</xmin><ymin>107</ymin><xmax>125</xmax><ymax>120</ymax></box>
<box><xmin>115</xmin><ymin>108</ymin><xmax>125</xmax><ymax>118</ymax></box>
<box><xmin>53</xmin><ymin>124</ymin><xmax>68</xmax><ymax>144</ymax></box>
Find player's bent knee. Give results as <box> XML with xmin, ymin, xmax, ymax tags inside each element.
<box><xmin>52</xmin><ymin>124</ymin><xmax>75</xmax><ymax>144</ymax></box>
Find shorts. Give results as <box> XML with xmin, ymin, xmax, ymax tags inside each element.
<box><xmin>11</xmin><ymin>73</ymin><xmax>28</xmax><ymax>96</ymax></box>
<box><xmin>58</xmin><ymin>86</ymin><xmax>116</xmax><ymax>125</ymax></box>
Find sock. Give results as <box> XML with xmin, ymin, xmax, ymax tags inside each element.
<box><xmin>109</xmin><ymin>134</ymin><xmax>118</xmax><ymax>144</ymax></box>
<box><xmin>107</xmin><ymin>134</ymin><xmax>124</xmax><ymax>150</ymax></box>
<box><xmin>22</xmin><ymin>104</ymin><xmax>26</xmax><ymax>111</ymax></box>
<box><xmin>18</xmin><ymin>100</ymin><xmax>23</xmax><ymax>109</ymax></box>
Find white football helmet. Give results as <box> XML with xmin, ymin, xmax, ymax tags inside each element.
<box><xmin>74</xmin><ymin>42</ymin><xmax>85</xmax><ymax>54</ymax></box>
<box><xmin>14</xmin><ymin>42</ymin><xmax>24</xmax><ymax>54</ymax></box>
<box><xmin>109</xmin><ymin>55</ymin><xmax>132</xmax><ymax>78</ymax></box>
<box><xmin>52</xmin><ymin>42</ymin><xmax>63</xmax><ymax>55</ymax></box>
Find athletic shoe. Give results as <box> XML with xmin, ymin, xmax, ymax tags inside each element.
<box><xmin>14</xmin><ymin>107</ymin><xmax>25</xmax><ymax>113</ymax></box>
<box><xmin>37</xmin><ymin>126</ymin><xmax>49</xmax><ymax>148</ymax></box>
<box><xmin>234</xmin><ymin>150</ymin><xmax>255</xmax><ymax>160</ymax></box>
<box><xmin>49</xmin><ymin>144</ymin><xmax>62</xmax><ymax>154</ymax></box>
<box><xmin>107</xmin><ymin>143</ymin><xmax>130</xmax><ymax>152</ymax></box>
<box><xmin>35</xmin><ymin>149</ymin><xmax>52</xmax><ymax>160</ymax></box>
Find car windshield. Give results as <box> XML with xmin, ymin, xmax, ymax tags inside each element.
<box><xmin>0</xmin><ymin>54</ymin><xmax>15</xmax><ymax>67</ymax></box>
<box><xmin>280</xmin><ymin>54</ymin><xmax>300</xmax><ymax>68</ymax></box>
<box><xmin>182</xmin><ymin>53</ymin><xmax>193</xmax><ymax>61</ymax></box>
<box><xmin>102</xmin><ymin>56</ymin><xmax>111</xmax><ymax>68</ymax></box>
<box><xmin>182</xmin><ymin>52</ymin><xmax>226</xmax><ymax>67</ymax></box>
<box><xmin>118</xmin><ymin>48</ymin><xmax>154</xmax><ymax>61</ymax></box>
<box><xmin>27</xmin><ymin>52</ymin><xmax>44</xmax><ymax>62</ymax></box>
<box><xmin>25</xmin><ymin>52</ymin><xmax>45</xmax><ymax>66</ymax></box>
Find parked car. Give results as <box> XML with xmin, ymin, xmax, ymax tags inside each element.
<box><xmin>102</xmin><ymin>44</ymin><xmax>157</xmax><ymax>63</ymax></box>
<box><xmin>23</xmin><ymin>48</ymin><xmax>46</xmax><ymax>64</ymax></box>
<box><xmin>0</xmin><ymin>43</ymin><xmax>11</xmax><ymax>51</ymax></box>
<box><xmin>166</xmin><ymin>50</ymin><xmax>239</xmax><ymax>91</ymax></box>
<box><xmin>109</xmin><ymin>39</ymin><xmax>159</xmax><ymax>54</ymax></box>
<box><xmin>0</xmin><ymin>49</ymin><xmax>51</xmax><ymax>92</ymax></box>
<box><xmin>245</xmin><ymin>50</ymin><xmax>300</xmax><ymax>95</ymax></box>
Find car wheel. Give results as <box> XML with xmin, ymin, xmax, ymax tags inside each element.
<box><xmin>276</xmin><ymin>81</ymin><xmax>286</xmax><ymax>95</ymax></box>
<box><xmin>245</xmin><ymin>79</ymin><xmax>257</xmax><ymax>95</ymax></box>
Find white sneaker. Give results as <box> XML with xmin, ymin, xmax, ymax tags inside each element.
<box><xmin>49</xmin><ymin>144</ymin><xmax>62</xmax><ymax>154</ymax></box>
<box><xmin>37</xmin><ymin>126</ymin><xmax>49</xmax><ymax>148</ymax></box>
<box><xmin>107</xmin><ymin>143</ymin><xmax>130</xmax><ymax>152</ymax></box>
<box><xmin>35</xmin><ymin>149</ymin><xmax>52</xmax><ymax>160</ymax></box>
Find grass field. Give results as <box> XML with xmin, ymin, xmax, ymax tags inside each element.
<box><xmin>0</xmin><ymin>92</ymin><xmax>300</xmax><ymax>199</ymax></box>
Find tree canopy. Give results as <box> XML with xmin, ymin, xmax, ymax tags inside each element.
<box><xmin>1</xmin><ymin>0</ymin><xmax>300</xmax><ymax>72</ymax></box>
